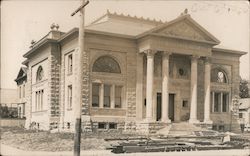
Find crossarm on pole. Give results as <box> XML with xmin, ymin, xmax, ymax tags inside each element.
<box><xmin>71</xmin><ymin>0</ymin><xmax>89</xmax><ymax>16</ymax></box>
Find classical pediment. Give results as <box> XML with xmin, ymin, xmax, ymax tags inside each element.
<box><xmin>157</xmin><ymin>20</ymin><xmax>209</xmax><ymax>40</ymax></box>
<box><xmin>138</xmin><ymin>15</ymin><xmax>220</xmax><ymax>45</ymax></box>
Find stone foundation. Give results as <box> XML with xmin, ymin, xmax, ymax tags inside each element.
<box><xmin>195</xmin><ymin>122</ymin><xmax>213</xmax><ymax>130</ymax></box>
<box><xmin>136</xmin><ymin>121</ymin><xmax>167</xmax><ymax>134</ymax></box>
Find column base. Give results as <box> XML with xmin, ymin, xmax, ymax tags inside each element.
<box><xmin>203</xmin><ymin>119</ymin><xmax>213</xmax><ymax>124</ymax></box>
<box><xmin>189</xmin><ymin>118</ymin><xmax>200</xmax><ymax>124</ymax></box>
<box><xmin>161</xmin><ymin>118</ymin><xmax>171</xmax><ymax>123</ymax></box>
<box><xmin>143</xmin><ymin>118</ymin><xmax>155</xmax><ymax>123</ymax></box>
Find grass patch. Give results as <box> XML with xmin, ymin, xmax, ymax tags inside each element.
<box><xmin>0</xmin><ymin>127</ymin><xmax>135</xmax><ymax>151</ymax></box>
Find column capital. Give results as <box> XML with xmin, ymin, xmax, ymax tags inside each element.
<box><xmin>162</xmin><ymin>51</ymin><xmax>172</xmax><ymax>57</ymax></box>
<box><xmin>204</xmin><ymin>56</ymin><xmax>211</xmax><ymax>64</ymax></box>
<box><xmin>144</xmin><ymin>49</ymin><xmax>157</xmax><ymax>58</ymax></box>
<box><xmin>190</xmin><ymin>55</ymin><xmax>200</xmax><ymax>62</ymax></box>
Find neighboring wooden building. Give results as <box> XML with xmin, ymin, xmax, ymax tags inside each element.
<box><xmin>18</xmin><ymin>11</ymin><xmax>246</xmax><ymax>133</ymax></box>
<box><xmin>239</xmin><ymin>98</ymin><xmax>250</xmax><ymax>126</ymax></box>
<box><xmin>15</xmin><ymin>67</ymin><xmax>27</xmax><ymax>119</ymax></box>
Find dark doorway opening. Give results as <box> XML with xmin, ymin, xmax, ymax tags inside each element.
<box><xmin>169</xmin><ymin>94</ymin><xmax>175</xmax><ymax>121</ymax></box>
<box><xmin>156</xmin><ymin>93</ymin><xmax>162</xmax><ymax>121</ymax></box>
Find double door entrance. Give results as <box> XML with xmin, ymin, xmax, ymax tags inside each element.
<box><xmin>156</xmin><ymin>93</ymin><xmax>175</xmax><ymax>121</ymax></box>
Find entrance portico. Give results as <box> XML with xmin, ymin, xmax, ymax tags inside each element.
<box><xmin>136</xmin><ymin>14</ymin><xmax>220</xmax><ymax>129</ymax></box>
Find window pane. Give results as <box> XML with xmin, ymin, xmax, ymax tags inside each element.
<box><xmin>104</xmin><ymin>97</ymin><xmax>110</xmax><ymax>107</ymax></box>
<box><xmin>214</xmin><ymin>93</ymin><xmax>220</xmax><ymax>112</ymax></box>
<box><xmin>92</xmin><ymin>83</ymin><xmax>99</xmax><ymax>107</ymax></box>
<box><xmin>92</xmin><ymin>96</ymin><xmax>99</xmax><ymax>107</ymax></box>
<box><xmin>115</xmin><ymin>86</ymin><xmax>122</xmax><ymax>108</ymax></box>
<box><xmin>98</xmin><ymin>123</ymin><xmax>106</xmax><ymax>129</ymax></box>
<box><xmin>104</xmin><ymin>85</ymin><xmax>111</xmax><ymax>107</ymax></box>
<box><xmin>92</xmin><ymin>83</ymin><xmax>99</xmax><ymax>95</ymax></box>
<box><xmin>222</xmin><ymin>93</ymin><xmax>228</xmax><ymax>112</ymax></box>
<box><xmin>68</xmin><ymin>54</ymin><xmax>73</xmax><ymax>74</ymax></box>
<box><xmin>115</xmin><ymin>97</ymin><xmax>121</xmax><ymax>108</ymax></box>
<box><xmin>68</xmin><ymin>85</ymin><xmax>72</xmax><ymax>108</ymax></box>
<box><xmin>239</xmin><ymin>113</ymin><xmax>243</xmax><ymax>118</ymax></box>
<box><xmin>109</xmin><ymin>123</ymin><xmax>117</xmax><ymax>129</ymax></box>
<box><xmin>23</xmin><ymin>85</ymin><xmax>25</xmax><ymax>97</ymax></box>
<box><xmin>36</xmin><ymin>66</ymin><xmax>44</xmax><ymax>82</ymax></box>
<box><xmin>92</xmin><ymin>56</ymin><xmax>121</xmax><ymax>73</ymax></box>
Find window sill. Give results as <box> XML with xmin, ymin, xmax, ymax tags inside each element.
<box><xmin>91</xmin><ymin>107</ymin><xmax>125</xmax><ymax>110</ymax></box>
<box><xmin>211</xmin><ymin>112</ymin><xmax>229</xmax><ymax>114</ymax></box>
<box><xmin>67</xmin><ymin>108</ymin><xmax>72</xmax><ymax>111</ymax></box>
<box><xmin>32</xmin><ymin>110</ymin><xmax>47</xmax><ymax>113</ymax></box>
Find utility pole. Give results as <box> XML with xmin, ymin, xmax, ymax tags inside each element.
<box><xmin>71</xmin><ymin>0</ymin><xmax>89</xmax><ymax>156</ymax></box>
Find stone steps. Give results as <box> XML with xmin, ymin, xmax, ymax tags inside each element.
<box><xmin>157</xmin><ymin>122</ymin><xmax>212</xmax><ymax>136</ymax></box>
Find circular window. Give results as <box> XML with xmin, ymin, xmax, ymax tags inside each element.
<box><xmin>179</xmin><ymin>68</ymin><xmax>185</xmax><ymax>76</ymax></box>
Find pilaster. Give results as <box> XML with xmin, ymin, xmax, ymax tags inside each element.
<box><xmin>203</xmin><ymin>57</ymin><xmax>212</xmax><ymax>124</ymax></box>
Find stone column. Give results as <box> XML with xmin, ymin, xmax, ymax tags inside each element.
<box><xmin>145</xmin><ymin>50</ymin><xmax>155</xmax><ymax>122</ymax></box>
<box><xmin>203</xmin><ymin>57</ymin><xmax>212</xmax><ymax>123</ymax></box>
<box><xmin>161</xmin><ymin>51</ymin><xmax>171</xmax><ymax>123</ymax></box>
<box><xmin>136</xmin><ymin>53</ymin><xmax>144</xmax><ymax>120</ymax></box>
<box><xmin>189</xmin><ymin>55</ymin><xmax>199</xmax><ymax>123</ymax></box>
<box><xmin>99</xmin><ymin>84</ymin><xmax>104</xmax><ymax>108</ymax></box>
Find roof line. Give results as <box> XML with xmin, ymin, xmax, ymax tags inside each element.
<box><xmin>89</xmin><ymin>12</ymin><xmax>108</xmax><ymax>25</ymax></box>
<box><xmin>58</xmin><ymin>27</ymin><xmax>79</xmax><ymax>42</ymax></box>
<box><xmin>136</xmin><ymin>14</ymin><xmax>187</xmax><ymax>39</ymax></box>
<box><xmin>212</xmin><ymin>47</ymin><xmax>247</xmax><ymax>55</ymax></box>
<box><xmin>89</xmin><ymin>9</ymin><xmax>163</xmax><ymax>27</ymax></box>
<box><xmin>136</xmin><ymin>14</ymin><xmax>220</xmax><ymax>45</ymax></box>
<box><xmin>23</xmin><ymin>39</ymin><xmax>57</xmax><ymax>58</ymax></box>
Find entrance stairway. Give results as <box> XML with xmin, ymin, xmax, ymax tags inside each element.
<box><xmin>157</xmin><ymin>122</ymin><xmax>217</xmax><ymax>136</ymax></box>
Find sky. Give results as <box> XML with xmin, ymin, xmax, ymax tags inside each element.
<box><xmin>1</xmin><ymin>0</ymin><xmax>249</xmax><ymax>89</ymax></box>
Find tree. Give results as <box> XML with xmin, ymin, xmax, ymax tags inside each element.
<box><xmin>239</xmin><ymin>79</ymin><xmax>249</xmax><ymax>98</ymax></box>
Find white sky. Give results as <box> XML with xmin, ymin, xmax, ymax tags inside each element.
<box><xmin>1</xmin><ymin>0</ymin><xmax>249</xmax><ymax>89</ymax></box>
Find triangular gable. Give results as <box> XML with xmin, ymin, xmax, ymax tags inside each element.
<box><xmin>15</xmin><ymin>67</ymin><xmax>27</xmax><ymax>81</ymax></box>
<box><xmin>137</xmin><ymin>14</ymin><xmax>220</xmax><ymax>45</ymax></box>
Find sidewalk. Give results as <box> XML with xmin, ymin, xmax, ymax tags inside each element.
<box><xmin>1</xmin><ymin>144</ymin><xmax>250</xmax><ymax>156</ymax></box>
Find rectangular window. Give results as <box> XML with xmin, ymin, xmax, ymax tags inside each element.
<box><xmin>92</xmin><ymin>83</ymin><xmax>99</xmax><ymax>107</ymax></box>
<box><xmin>19</xmin><ymin>86</ymin><xmax>22</xmax><ymax>98</ymax></box>
<box><xmin>218</xmin><ymin>125</ymin><xmax>225</xmax><ymax>131</ymax></box>
<box><xmin>67</xmin><ymin>122</ymin><xmax>71</xmax><ymax>129</ymax></box>
<box><xmin>104</xmin><ymin>85</ymin><xmax>111</xmax><ymax>108</ymax></box>
<box><xmin>38</xmin><ymin>91</ymin><xmax>40</xmax><ymax>111</ymax></box>
<box><xmin>35</xmin><ymin>91</ymin><xmax>38</xmax><ymax>111</ymax></box>
<box><xmin>109</xmin><ymin>123</ymin><xmax>117</xmax><ymax>129</ymax></box>
<box><xmin>222</xmin><ymin>93</ymin><xmax>228</xmax><ymax>112</ymax></box>
<box><xmin>23</xmin><ymin>85</ymin><xmax>25</xmax><ymax>97</ymax></box>
<box><xmin>239</xmin><ymin>113</ymin><xmax>243</xmax><ymax>118</ymax></box>
<box><xmin>214</xmin><ymin>93</ymin><xmax>221</xmax><ymax>112</ymax></box>
<box><xmin>115</xmin><ymin>86</ymin><xmax>122</xmax><ymax>108</ymax></box>
<box><xmin>98</xmin><ymin>123</ymin><xmax>106</xmax><ymax>129</ymax></box>
<box><xmin>68</xmin><ymin>85</ymin><xmax>72</xmax><ymax>109</ymax></box>
<box><xmin>182</xmin><ymin>100</ymin><xmax>188</xmax><ymax>108</ymax></box>
<box><xmin>212</xmin><ymin>92</ymin><xmax>229</xmax><ymax>113</ymax></box>
<box><xmin>212</xmin><ymin>125</ymin><xmax>217</xmax><ymax>130</ymax></box>
<box><xmin>41</xmin><ymin>90</ymin><xmax>43</xmax><ymax>110</ymax></box>
<box><xmin>35</xmin><ymin>90</ymin><xmax>43</xmax><ymax>111</ymax></box>
<box><xmin>68</xmin><ymin>54</ymin><xmax>73</xmax><ymax>74</ymax></box>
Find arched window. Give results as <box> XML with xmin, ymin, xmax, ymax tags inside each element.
<box><xmin>92</xmin><ymin>56</ymin><xmax>121</xmax><ymax>73</ymax></box>
<box><xmin>36</xmin><ymin>66</ymin><xmax>44</xmax><ymax>82</ymax></box>
<box><xmin>211</xmin><ymin>68</ymin><xmax>228</xmax><ymax>83</ymax></box>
